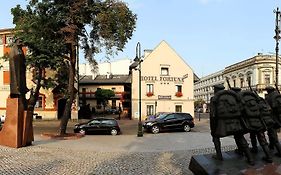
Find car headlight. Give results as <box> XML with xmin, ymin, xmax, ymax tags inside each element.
<box><xmin>146</xmin><ymin>122</ymin><xmax>153</xmax><ymax>126</ymax></box>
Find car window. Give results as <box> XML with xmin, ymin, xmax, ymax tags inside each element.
<box><xmin>156</xmin><ymin>113</ymin><xmax>169</xmax><ymax>119</ymax></box>
<box><xmin>180</xmin><ymin>113</ymin><xmax>192</xmax><ymax>119</ymax></box>
<box><xmin>89</xmin><ymin>120</ymin><xmax>101</xmax><ymax>125</ymax></box>
<box><xmin>175</xmin><ymin>113</ymin><xmax>185</xmax><ymax>119</ymax></box>
<box><xmin>164</xmin><ymin>114</ymin><xmax>176</xmax><ymax>120</ymax></box>
<box><xmin>101</xmin><ymin>120</ymin><xmax>116</xmax><ymax>125</ymax></box>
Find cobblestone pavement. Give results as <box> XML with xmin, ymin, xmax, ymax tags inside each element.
<box><xmin>0</xmin><ymin>115</ymin><xmax>251</xmax><ymax>175</ymax></box>
<box><xmin>0</xmin><ymin>138</ymin><xmax>236</xmax><ymax>175</ymax></box>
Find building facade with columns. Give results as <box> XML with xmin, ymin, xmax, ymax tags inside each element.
<box><xmin>130</xmin><ymin>41</ymin><xmax>194</xmax><ymax>120</ymax></box>
<box><xmin>223</xmin><ymin>53</ymin><xmax>280</xmax><ymax>97</ymax></box>
<box><xmin>194</xmin><ymin>53</ymin><xmax>281</xmax><ymax>104</ymax></box>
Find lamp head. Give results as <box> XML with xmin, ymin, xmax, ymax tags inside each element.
<box><xmin>134</xmin><ymin>56</ymin><xmax>140</xmax><ymax>62</ymax></box>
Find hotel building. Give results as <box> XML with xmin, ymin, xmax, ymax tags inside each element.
<box><xmin>130</xmin><ymin>41</ymin><xmax>194</xmax><ymax>120</ymax></box>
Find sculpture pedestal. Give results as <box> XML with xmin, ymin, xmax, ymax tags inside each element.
<box><xmin>0</xmin><ymin>97</ymin><xmax>33</xmax><ymax>148</ymax></box>
<box><xmin>189</xmin><ymin>148</ymin><xmax>281</xmax><ymax>175</ymax></box>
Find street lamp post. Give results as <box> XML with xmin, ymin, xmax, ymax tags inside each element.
<box><xmin>135</xmin><ymin>42</ymin><xmax>143</xmax><ymax>137</ymax></box>
<box><xmin>274</xmin><ymin>7</ymin><xmax>281</xmax><ymax>89</ymax></box>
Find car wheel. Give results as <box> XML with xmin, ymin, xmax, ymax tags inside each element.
<box><xmin>183</xmin><ymin>124</ymin><xmax>191</xmax><ymax>132</ymax></box>
<box><xmin>79</xmin><ymin>129</ymin><xmax>86</xmax><ymax>135</ymax></box>
<box><xmin>111</xmin><ymin>129</ymin><xmax>118</xmax><ymax>136</ymax></box>
<box><xmin>151</xmin><ymin>125</ymin><xmax>160</xmax><ymax>134</ymax></box>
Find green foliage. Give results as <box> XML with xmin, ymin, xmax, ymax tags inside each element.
<box><xmin>194</xmin><ymin>99</ymin><xmax>205</xmax><ymax>108</ymax></box>
<box><xmin>54</xmin><ymin>0</ymin><xmax>137</xmax><ymax>62</ymax></box>
<box><xmin>11</xmin><ymin>1</ymin><xmax>67</xmax><ymax>89</ymax></box>
<box><xmin>95</xmin><ymin>89</ymin><xmax>115</xmax><ymax>106</ymax></box>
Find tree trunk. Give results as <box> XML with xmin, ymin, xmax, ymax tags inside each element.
<box><xmin>59</xmin><ymin>43</ymin><xmax>76</xmax><ymax>135</ymax></box>
<box><xmin>24</xmin><ymin>68</ymin><xmax>43</xmax><ymax>144</ymax></box>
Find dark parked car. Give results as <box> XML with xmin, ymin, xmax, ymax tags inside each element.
<box><xmin>145</xmin><ymin>112</ymin><xmax>169</xmax><ymax>121</ymax></box>
<box><xmin>143</xmin><ymin>112</ymin><xmax>195</xmax><ymax>134</ymax></box>
<box><xmin>74</xmin><ymin>118</ymin><xmax>121</xmax><ymax>135</ymax></box>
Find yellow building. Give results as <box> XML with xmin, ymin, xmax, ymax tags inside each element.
<box><xmin>130</xmin><ymin>41</ymin><xmax>194</xmax><ymax>120</ymax></box>
<box><xmin>0</xmin><ymin>28</ymin><xmax>78</xmax><ymax>120</ymax></box>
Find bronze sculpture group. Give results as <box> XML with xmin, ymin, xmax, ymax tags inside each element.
<box><xmin>210</xmin><ymin>84</ymin><xmax>281</xmax><ymax>165</ymax></box>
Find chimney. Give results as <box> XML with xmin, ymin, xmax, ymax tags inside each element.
<box><xmin>144</xmin><ymin>49</ymin><xmax>153</xmax><ymax>57</ymax></box>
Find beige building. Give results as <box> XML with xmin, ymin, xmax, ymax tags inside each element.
<box><xmin>130</xmin><ymin>41</ymin><xmax>194</xmax><ymax>120</ymax></box>
<box><xmin>224</xmin><ymin>53</ymin><xmax>280</xmax><ymax>97</ymax></box>
<box><xmin>194</xmin><ymin>53</ymin><xmax>281</xmax><ymax>103</ymax></box>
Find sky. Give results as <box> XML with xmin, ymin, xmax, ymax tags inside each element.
<box><xmin>1</xmin><ymin>0</ymin><xmax>281</xmax><ymax>77</ymax></box>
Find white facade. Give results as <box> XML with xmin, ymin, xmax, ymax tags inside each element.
<box><xmin>194</xmin><ymin>70</ymin><xmax>224</xmax><ymax>103</ymax></box>
<box><xmin>131</xmin><ymin>41</ymin><xmax>194</xmax><ymax>120</ymax></box>
<box><xmin>79</xmin><ymin>58</ymin><xmax>132</xmax><ymax>79</ymax></box>
<box><xmin>194</xmin><ymin>53</ymin><xmax>281</xmax><ymax>102</ymax></box>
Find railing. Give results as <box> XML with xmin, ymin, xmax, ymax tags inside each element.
<box><xmin>79</xmin><ymin>91</ymin><xmax>130</xmax><ymax>99</ymax></box>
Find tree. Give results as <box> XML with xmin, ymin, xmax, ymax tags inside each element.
<box><xmin>53</xmin><ymin>0</ymin><xmax>137</xmax><ymax>135</ymax></box>
<box><xmin>95</xmin><ymin>89</ymin><xmax>115</xmax><ymax>111</ymax></box>
<box><xmin>194</xmin><ymin>99</ymin><xmax>205</xmax><ymax>109</ymax></box>
<box><xmin>10</xmin><ymin>1</ymin><xmax>67</xmax><ymax>140</ymax></box>
<box><xmin>11</xmin><ymin>0</ymin><xmax>137</xmax><ymax>135</ymax></box>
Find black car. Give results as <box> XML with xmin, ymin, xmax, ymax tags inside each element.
<box><xmin>74</xmin><ymin>118</ymin><xmax>121</xmax><ymax>135</ymax></box>
<box><xmin>143</xmin><ymin>112</ymin><xmax>195</xmax><ymax>134</ymax></box>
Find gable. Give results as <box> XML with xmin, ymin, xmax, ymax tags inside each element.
<box><xmin>142</xmin><ymin>40</ymin><xmax>193</xmax><ymax>80</ymax></box>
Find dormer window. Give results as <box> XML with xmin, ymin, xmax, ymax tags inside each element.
<box><xmin>161</xmin><ymin>67</ymin><xmax>169</xmax><ymax>76</ymax></box>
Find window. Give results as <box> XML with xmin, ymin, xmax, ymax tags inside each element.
<box><xmin>6</xmin><ymin>36</ymin><xmax>13</xmax><ymax>45</ymax></box>
<box><xmin>89</xmin><ymin>120</ymin><xmax>101</xmax><ymax>125</ymax></box>
<box><xmin>112</xmin><ymin>100</ymin><xmax>116</xmax><ymax>108</ymax></box>
<box><xmin>3</xmin><ymin>71</ymin><xmax>10</xmax><ymax>85</ymax></box>
<box><xmin>233</xmin><ymin>79</ymin><xmax>236</xmax><ymax>87</ymax></box>
<box><xmin>146</xmin><ymin>84</ymin><xmax>154</xmax><ymax>93</ymax></box>
<box><xmin>176</xmin><ymin>85</ymin><xmax>182</xmax><ymax>92</ymax></box>
<box><xmin>240</xmin><ymin>78</ymin><xmax>244</xmax><ymax>88</ymax></box>
<box><xmin>161</xmin><ymin>67</ymin><xmax>169</xmax><ymax>76</ymax></box>
<box><xmin>175</xmin><ymin>105</ymin><xmax>182</xmax><ymax>112</ymax></box>
<box><xmin>35</xmin><ymin>95</ymin><xmax>44</xmax><ymax>109</ymax></box>
<box><xmin>175</xmin><ymin>85</ymin><xmax>183</xmax><ymax>97</ymax></box>
<box><xmin>111</xmin><ymin>87</ymin><xmax>116</xmax><ymax>91</ymax></box>
<box><xmin>165</xmin><ymin>114</ymin><xmax>176</xmax><ymax>120</ymax></box>
<box><xmin>0</xmin><ymin>35</ymin><xmax>3</xmax><ymax>45</ymax></box>
<box><xmin>265</xmin><ymin>74</ymin><xmax>270</xmax><ymax>85</ymax></box>
<box><xmin>247</xmin><ymin>76</ymin><xmax>252</xmax><ymax>86</ymax></box>
<box><xmin>147</xmin><ymin>105</ymin><xmax>154</xmax><ymax>116</ymax></box>
<box><xmin>101</xmin><ymin>120</ymin><xmax>115</xmax><ymax>125</ymax></box>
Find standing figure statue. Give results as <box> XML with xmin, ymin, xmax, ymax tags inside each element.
<box><xmin>210</xmin><ymin>84</ymin><xmax>225</xmax><ymax>160</ymax></box>
<box><xmin>240</xmin><ymin>91</ymin><xmax>272</xmax><ymax>163</ymax></box>
<box><xmin>265</xmin><ymin>86</ymin><xmax>281</xmax><ymax>156</ymax></box>
<box><xmin>9</xmin><ymin>38</ymin><xmax>29</xmax><ymax>108</ymax></box>
<box><xmin>210</xmin><ymin>85</ymin><xmax>254</xmax><ymax>165</ymax></box>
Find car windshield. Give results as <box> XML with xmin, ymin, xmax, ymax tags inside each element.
<box><xmin>156</xmin><ymin>113</ymin><xmax>169</xmax><ymax>119</ymax></box>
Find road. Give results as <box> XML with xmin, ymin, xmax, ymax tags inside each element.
<box><xmin>32</xmin><ymin>112</ymin><xmax>211</xmax><ymax>135</ymax></box>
